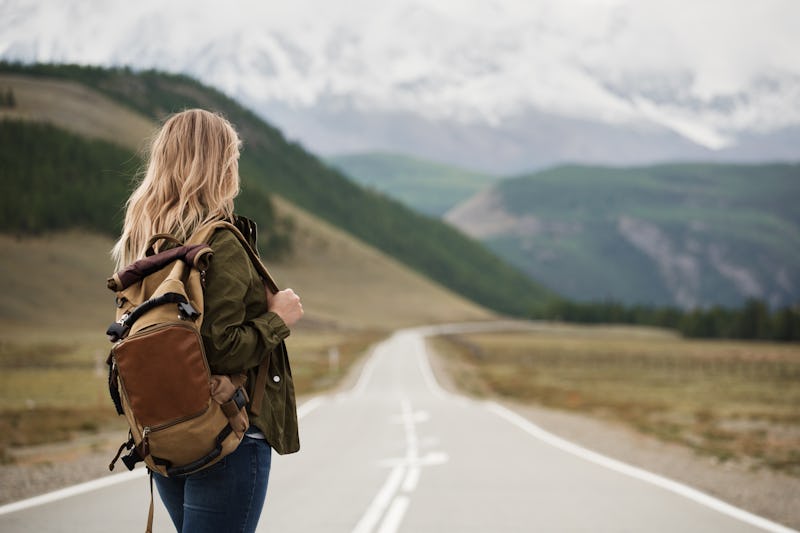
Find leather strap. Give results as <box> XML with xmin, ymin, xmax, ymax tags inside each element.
<box><xmin>145</xmin><ymin>233</ymin><xmax>183</xmax><ymax>256</ymax></box>
<box><xmin>145</xmin><ymin>470</ymin><xmax>154</xmax><ymax>533</ymax></box>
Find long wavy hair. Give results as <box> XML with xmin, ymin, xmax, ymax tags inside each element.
<box><xmin>112</xmin><ymin>109</ymin><xmax>242</xmax><ymax>269</ymax></box>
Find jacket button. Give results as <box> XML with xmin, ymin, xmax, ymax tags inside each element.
<box><xmin>273</xmin><ymin>375</ymin><xmax>281</xmax><ymax>383</ymax></box>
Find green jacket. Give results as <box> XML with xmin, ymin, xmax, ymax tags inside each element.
<box><xmin>200</xmin><ymin>217</ymin><xmax>300</xmax><ymax>455</ymax></box>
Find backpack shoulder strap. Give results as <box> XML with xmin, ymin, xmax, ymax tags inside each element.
<box><xmin>189</xmin><ymin>221</ymin><xmax>280</xmax><ymax>294</ymax></box>
<box><xmin>189</xmin><ymin>220</ymin><xmax>281</xmax><ymax>416</ymax></box>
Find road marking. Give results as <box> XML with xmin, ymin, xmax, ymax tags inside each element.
<box><xmin>349</xmin><ymin>343</ymin><xmax>382</xmax><ymax>398</ymax></box>
<box><xmin>401</xmin><ymin>467</ymin><xmax>420</xmax><ymax>492</ymax></box>
<box><xmin>351</xmin><ymin>465</ymin><xmax>407</xmax><ymax>533</ymax></box>
<box><xmin>486</xmin><ymin>401</ymin><xmax>797</xmax><ymax>533</ymax></box>
<box><xmin>353</xmin><ymin>398</ymin><xmax>449</xmax><ymax>533</ymax></box>
<box><xmin>376</xmin><ymin>496</ymin><xmax>410</xmax><ymax>533</ymax></box>
<box><xmin>0</xmin><ymin>469</ymin><xmax>147</xmax><ymax>516</ymax></box>
<box><xmin>296</xmin><ymin>395</ymin><xmax>327</xmax><ymax>419</ymax></box>
<box><xmin>415</xmin><ymin>324</ymin><xmax>797</xmax><ymax>533</ymax></box>
<box><xmin>414</xmin><ymin>334</ymin><xmax>447</xmax><ymax>399</ymax></box>
<box><xmin>0</xmin><ymin>397</ymin><xmax>326</xmax><ymax>517</ymax></box>
<box><xmin>378</xmin><ymin>452</ymin><xmax>449</xmax><ymax>468</ymax></box>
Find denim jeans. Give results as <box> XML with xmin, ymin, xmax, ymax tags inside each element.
<box><xmin>154</xmin><ymin>436</ymin><xmax>272</xmax><ymax>533</ymax></box>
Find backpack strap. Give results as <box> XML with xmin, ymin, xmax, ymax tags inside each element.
<box><xmin>188</xmin><ymin>220</ymin><xmax>281</xmax><ymax>416</ymax></box>
<box><xmin>188</xmin><ymin>220</ymin><xmax>280</xmax><ymax>293</ymax></box>
<box><xmin>145</xmin><ymin>233</ymin><xmax>183</xmax><ymax>256</ymax></box>
<box><xmin>146</xmin><ymin>471</ymin><xmax>154</xmax><ymax>533</ymax></box>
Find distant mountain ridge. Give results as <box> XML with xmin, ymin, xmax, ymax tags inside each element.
<box><xmin>2</xmin><ymin>0</ymin><xmax>799</xmax><ymax>173</ymax></box>
<box><xmin>326</xmin><ymin>152</ymin><xmax>496</xmax><ymax>217</ymax></box>
<box><xmin>445</xmin><ymin>163</ymin><xmax>800</xmax><ymax>309</ymax></box>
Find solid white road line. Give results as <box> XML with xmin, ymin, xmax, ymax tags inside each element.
<box><xmin>415</xmin><ymin>325</ymin><xmax>797</xmax><ymax>533</ymax></box>
<box><xmin>349</xmin><ymin>343</ymin><xmax>382</xmax><ymax>398</ymax></box>
<box><xmin>0</xmin><ymin>397</ymin><xmax>327</xmax><ymax>517</ymax></box>
<box><xmin>486</xmin><ymin>401</ymin><xmax>798</xmax><ymax>533</ymax></box>
<box><xmin>414</xmin><ymin>336</ymin><xmax>448</xmax><ymax>400</ymax></box>
<box><xmin>0</xmin><ymin>468</ymin><xmax>148</xmax><ymax>516</ymax></box>
<box><xmin>296</xmin><ymin>395</ymin><xmax>327</xmax><ymax>419</ymax></box>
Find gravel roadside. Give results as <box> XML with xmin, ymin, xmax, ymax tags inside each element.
<box><xmin>0</xmin><ymin>431</ymin><xmax>126</xmax><ymax>506</ymax></box>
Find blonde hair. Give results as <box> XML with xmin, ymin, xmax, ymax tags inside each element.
<box><xmin>112</xmin><ymin>109</ymin><xmax>242</xmax><ymax>269</ymax></box>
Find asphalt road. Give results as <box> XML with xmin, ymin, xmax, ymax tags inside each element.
<box><xmin>0</xmin><ymin>324</ymin><xmax>794</xmax><ymax>532</ymax></box>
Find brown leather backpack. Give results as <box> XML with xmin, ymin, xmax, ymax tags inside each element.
<box><xmin>105</xmin><ymin>221</ymin><xmax>278</xmax><ymax>469</ymax></box>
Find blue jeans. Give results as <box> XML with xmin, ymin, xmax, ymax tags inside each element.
<box><xmin>153</xmin><ymin>436</ymin><xmax>272</xmax><ymax>533</ymax></box>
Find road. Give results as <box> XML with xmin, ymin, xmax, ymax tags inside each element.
<box><xmin>0</xmin><ymin>324</ymin><xmax>794</xmax><ymax>532</ymax></box>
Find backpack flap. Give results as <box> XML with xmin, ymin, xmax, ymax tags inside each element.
<box><xmin>107</xmin><ymin>245</ymin><xmax>213</xmax><ymax>341</ymax></box>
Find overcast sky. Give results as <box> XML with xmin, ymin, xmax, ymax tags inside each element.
<box><xmin>2</xmin><ymin>0</ymin><xmax>799</xmax><ymax>148</ymax></box>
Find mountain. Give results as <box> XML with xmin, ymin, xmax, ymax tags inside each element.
<box><xmin>326</xmin><ymin>152</ymin><xmax>496</xmax><ymax>217</ymax></box>
<box><xmin>1</xmin><ymin>0</ymin><xmax>799</xmax><ymax>173</ymax></box>
<box><xmin>445</xmin><ymin>164</ymin><xmax>800</xmax><ymax>309</ymax></box>
<box><xmin>0</xmin><ymin>63</ymin><xmax>551</xmax><ymax>320</ymax></box>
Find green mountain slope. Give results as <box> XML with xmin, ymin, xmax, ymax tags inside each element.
<box><xmin>0</xmin><ymin>118</ymin><xmax>291</xmax><ymax>257</ymax></box>
<box><xmin>326</xmin><ymin>152</ymin><xmax>496</xmax><ymax>216</ymax></box>
<box><xmin>0</xmin><ymin>63</ymin><xmax>552</xmax><ymax>316</ymax></box>
<box><xmin>446</xmin><ymin>163</ymin><xmax>800</xmax><ymax>308</ymax></box>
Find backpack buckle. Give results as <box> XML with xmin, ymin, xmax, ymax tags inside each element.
<box><xmin>177</xmin><ymin>302</ymin><xmax>200</xmax><ymax>321</ymax></box>
<box><xmin>106</xmin><ymin>313</ymin><xmax>131</xmax><ymax>342</ymax></box>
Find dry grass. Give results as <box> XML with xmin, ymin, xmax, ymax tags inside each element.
<box><xmin>432</xmin><ymin>326</ymin><xmax>800</xmax><ymax>476</ymax></box>
<box><xmin>0</xmin><ymin>325</ymin><xmax>384</xmax><ymax>462</ymax></box>
<box><xmin>0</xmin><ymin>73</ymin><xmax>155</xmax><ymax>153</ymax></box>
<box><xmin>284</xmin><ymin>327</ymin><xmax>386</xmax><ymax>395</ymax></box>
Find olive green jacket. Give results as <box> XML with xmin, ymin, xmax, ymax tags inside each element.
<box><xmin>200</xmin><ymin>217</ymin><xmax>300</xmax><ymax>455</ymax></box>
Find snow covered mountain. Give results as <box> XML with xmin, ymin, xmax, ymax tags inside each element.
<box><xmin>2</xmin><ymin>0</ymin><xmax>799</xmax><ymax>172</ymax></box>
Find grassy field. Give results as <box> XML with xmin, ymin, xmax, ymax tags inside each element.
<box><xmin>0</xmin><ymin>324</ymin><xmax>384</xmax><ymax>462</ymax></box>
<box><xmin>431</xmin><ymin>325</ymin><xmax>800</xmax><ymax>476</ymax></box>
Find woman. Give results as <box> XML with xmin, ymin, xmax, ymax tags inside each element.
<box><xmin>112</xmin><ymin>109</ymin><xmax>303</xmax><ymax>533</ymax></box>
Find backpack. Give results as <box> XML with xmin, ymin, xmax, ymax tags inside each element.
<box><xmin>105</xmin><ymin>220</ymin><xmax>280</xmax><ymax>480</ymax></box>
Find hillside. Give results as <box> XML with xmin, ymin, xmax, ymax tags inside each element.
<box><xmin>326</xmin><ymin>152</ymin><xmax>496</xmax><ymax>217</ymax></box>
<box><xmin>0</xmin><ymin>75</ymin><xmax>493</xmax><ymax>331</ymax></box>
<box><xmin>0</xmin><ymin>63</ymin><xmax>552</xmax><ymax>317</ymax></box>
<box><xmin>446</xmin><ymin>164</ymin><xmax>800</xmax><ymax>309</ymax></box>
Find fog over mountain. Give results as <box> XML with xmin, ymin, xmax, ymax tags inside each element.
<box><xmin>2</xmin><ymin>0</ymin><xmax>799</xmax><ymax>172</ymax></box>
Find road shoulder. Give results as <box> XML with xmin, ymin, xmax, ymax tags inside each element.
<box><xmin>426</xmin><ymin>339</ymin><xmax>800</xmax><ymax>530</ymax></box>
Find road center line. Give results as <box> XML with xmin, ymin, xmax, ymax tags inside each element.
<box><xmin>376</xmin><ymin>496</ymin><xmax>410</xmax><ymax>533</ymax></box>
<box><xmin>351</xmin><ymin>465</ymin><xmax>407</xmax><ymax>533</ymax></box>
<box><xmin>401</xmin><ymin>467</ymin><xmax>420</xmax><ymax>493</ymax></box>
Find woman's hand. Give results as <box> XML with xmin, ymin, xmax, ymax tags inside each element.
<box><xmin>267</xmin><ymin>288</ymin><xmax>304</xmax><ymax>327</ymax></box>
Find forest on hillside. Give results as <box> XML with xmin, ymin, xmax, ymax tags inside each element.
<box><xmin>0</xmin><ymin>119</ymin><xmax>292</xmax><ymax>258</ymax></box>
